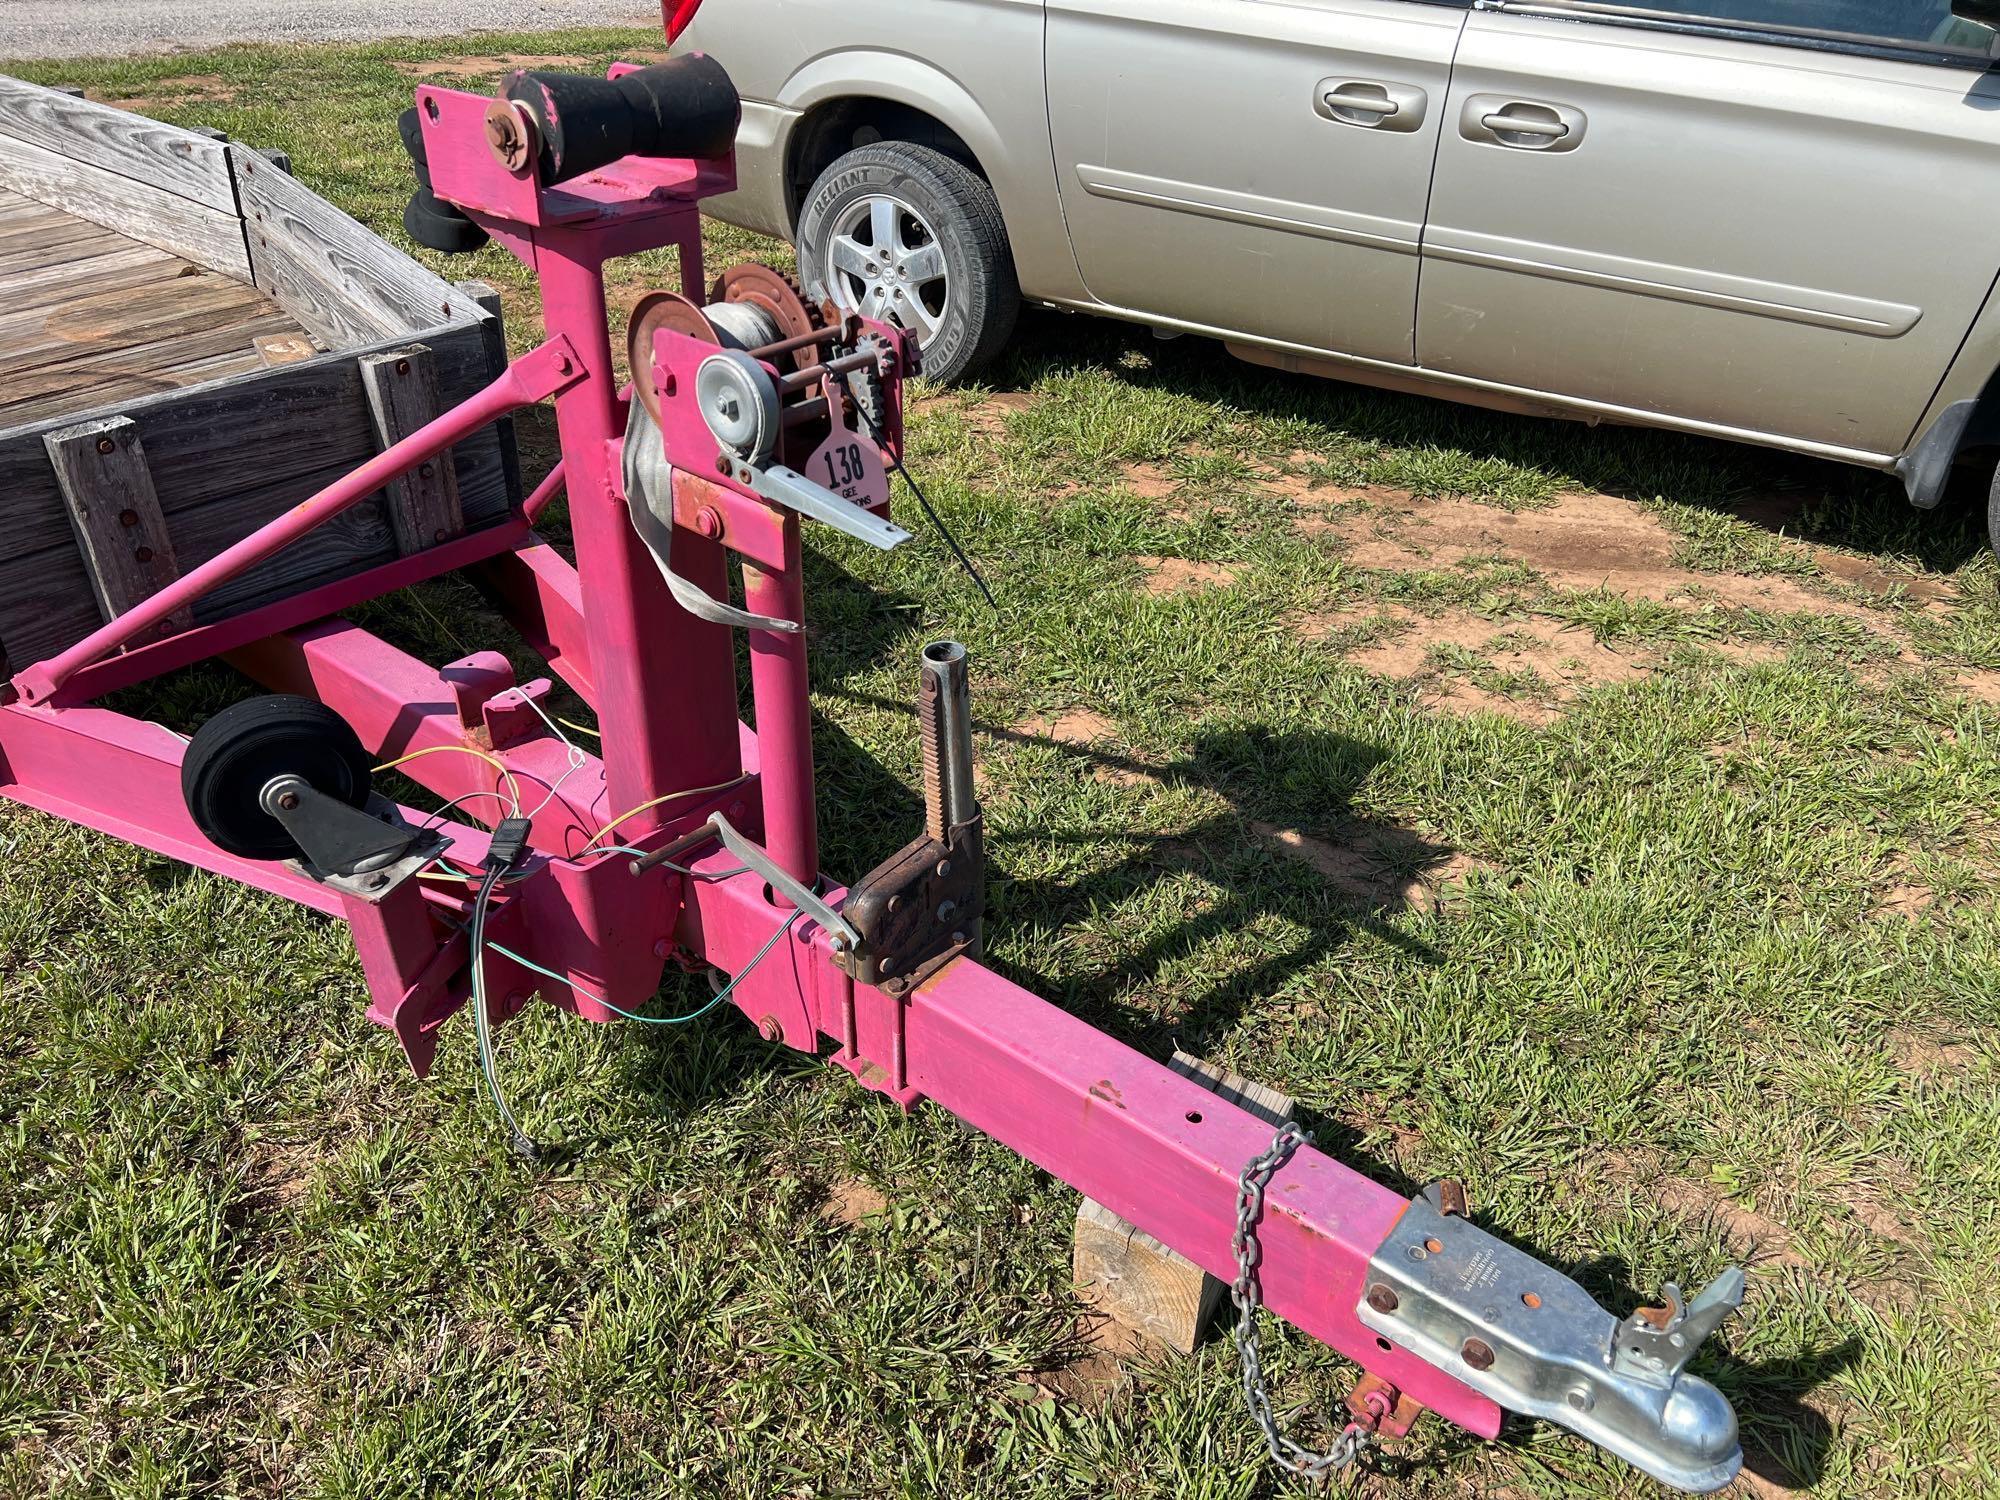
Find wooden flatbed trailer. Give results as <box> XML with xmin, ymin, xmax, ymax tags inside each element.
<box><xmin>0</xmin><ymin>76</ymin><xmax>516</xmax><ymax>674</ymax></box>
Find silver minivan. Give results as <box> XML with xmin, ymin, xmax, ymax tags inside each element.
<box><xmin>680</xmin><ymin>0</ymin><xmax>2000</xmax><ymax>541</ymax></box>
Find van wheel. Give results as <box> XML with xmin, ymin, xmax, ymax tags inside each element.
<box><xmin>1988</xmin><ymin>462</ymin><xmax>2000</xmax><ymax>557</ymax></box>
<box><xmin>797</xmin><ymin>142</ymin><xmax>1019</xmax><ymax>386</ymax></box>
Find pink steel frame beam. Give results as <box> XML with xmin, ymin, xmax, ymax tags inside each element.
<box><xmin>0</xmin><ymin>66</ymin><xmax>1509</xmax><ymax>1449</ymax></box>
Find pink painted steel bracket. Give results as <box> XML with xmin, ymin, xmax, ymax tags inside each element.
<box><xmin>0</xmin><ymin>52</ymin><xmax>1745</xmax><ymax>1494</ymax></box>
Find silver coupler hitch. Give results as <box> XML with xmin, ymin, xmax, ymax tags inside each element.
<box><xmin>1358</xmin><ymin>1183</ymin><xmax>1746</xmax><ymax>1493</ymax></box>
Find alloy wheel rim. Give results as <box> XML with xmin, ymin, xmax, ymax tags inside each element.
<box><xmin>824</xmin><ymin>193</ymin><xmax>950</xmax><ymax>344</ymax></box>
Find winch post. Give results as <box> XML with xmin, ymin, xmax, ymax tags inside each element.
<box><xmin>739</xmin><ymin>510</ymin><xmax>817</xmax><ymax>885</ymax></box>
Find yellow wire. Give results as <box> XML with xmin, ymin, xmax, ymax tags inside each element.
<box><xmin>373</xmin><ymin>745</ymin><xmax>524</xmax><ymax>814</ymax></box>
<box><xmin>580</xmin><ymin>773</ymin><xmax>753</xmax><ymax>852</ymax></box>
<box><xmin>556</xmin><ymin>716</ymin><xmax>601</xmax><ymax>738</ymax></box>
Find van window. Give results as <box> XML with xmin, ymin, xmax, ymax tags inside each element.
<box><xmin>1524</xmin><ymin>0</ymin><xmax>1993</xmax><ymax>58</ymax></box>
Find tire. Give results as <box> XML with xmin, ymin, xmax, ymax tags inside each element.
<box><xmin>796</xmin><ymin>142</ymin><xmax>1020</xmax><ymax>386</ymax></box>
<box><xmin>1987</xmin><ymin>460</ymin><xmax>2000</xmax><ymax>559</ymax></box>
<box><xmin>181</xmin><ymin>695</ymin><xmax>373</xmax><ymax>860</ymax></box>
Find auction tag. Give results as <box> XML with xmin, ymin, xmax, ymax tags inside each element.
<box><xmin>803</xmin><ymin>428</ymin><xmax>891</xmax><ymax>512</ymax></box>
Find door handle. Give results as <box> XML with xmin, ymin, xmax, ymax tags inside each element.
<box><xmin>1480</xmin><ymin>110</ymin><xmax>1565</xmax><ymax>138</ymax></box>
<box><xmin>1315</xmin><ymin>78</ymin><xmax>1428</xmax><ymax>134</ymax></box>
<box><xmin>1458</xmin><ymin>93</ymin><xmax>1587</xmax><ymax>153</ymax></box>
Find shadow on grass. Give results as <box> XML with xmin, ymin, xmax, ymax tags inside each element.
<box><xmin>818</xmin><ymin>693</ymin><xmax>1447</xmax><ymax>1059</ymax></box>
<box><xmin>992</xmin><ymin>306</ymin><xmax>1990</xmax><ymax>573</ymax></box>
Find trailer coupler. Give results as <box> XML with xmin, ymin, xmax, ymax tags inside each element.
<box><xmin>1359</xmin><ymin>1184</ymin><xmax>1745</xmax><ymax>1492</ymax></box>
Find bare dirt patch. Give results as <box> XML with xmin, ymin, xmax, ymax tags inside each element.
<box><xmin>1139</xmin><ymin>556</ymin><xmax>1237</xmax><ymax>594</ymax></box>
<box><xmin>1953</xmin><ymin>670</ymin><xmax>2000</xmax><ymax>706</ymax></box>
<box><xmin>1712</xmin><ymin>640</ymin><xmax>1788</xmax><ymax>666</ymax></box>
<box><xmin>821</xmin><ymin>1179</ymin><xmax>888</xmax><ymax>1228</ymax></box>
<box><xmin>1872</xmin><ymin>883</ymin><xmax>1936</xmax><ymax>921</ymax></box>
<box><xmin>1252</xmin><ymin>821</ymin><xmax>1489</xmax><ymax>910</ymax></box>
<box><xmin>1320</xmin><ymin>606</ymin><xmax>1649</xmax><ymax>724</ymax></box>
<box><xmin>241</xmin><ymin>1138</ymin><xmax>317</xmax><ymax>1210</ymax></box>
<box><xmin>1017</xmin><ymin>708</ymin><xmax>1114</xmax><ymax>748</ymax></box>
<box><xmin>1886</xmin><ymin>1032</ymin><xmax>1976</xmax><ymax>1075</ymax></box>
<box><xmin>1814</xmin><ymin>550</ymin><xmax>1952</xmax><ymax>606</ymax></box>
<box><xmin>1289</xmin><ymin>485</ymin><xmax>1386</xmax><ymax>531</ymax></box>
<box><xmin>1647</xmin><ymin>1172</ymin><xmax>1807</xmax><ymax>1271</ymax></box>
<box><xmin>960</xmin><ymin>389</ymin><xmax>1035</xmax><ymax>441</ymax></box>
<box><xmin>1013</xmin><ymin>709</ymin><xmax>1158</xmax><ymax>786</ymax></box>
<box><xmin>391</xmin><ymin>53</ymin><xmax>598</xmax><ymax>79</ymax></box>
<box><xmin>1312</xmin><ymin>491</ymin><xmax>1902</xmax><ymax>630</ymax></box>
<box><xmin>100</xmin><ymin>75</ymin><xmax>235</xmax><ymax>113</ymax></box>
<box><xmin>1014</xmin><ymin>1312</ymin><xmax>1152</xmax><ymax>1411</ymax></box>
<box><xmin>1122</xmin><ymin>463</ymin><xmax>1180</xmax><ymax>501</ymax></box>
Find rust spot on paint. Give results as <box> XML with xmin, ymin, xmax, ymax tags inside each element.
<box><xmin>1087</xmin><ymin>1079</ymin><xmax>1125</xmax><ymax>1108</ymax></box>
<box><xmin>858</xmin><ymin>1061</ymin><xmax>888</xmax><ymax>1086</ymax></box>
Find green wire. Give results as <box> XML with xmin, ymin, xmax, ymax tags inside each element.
<box><xmin>485</xmin><ymin>911</ymin><xmax>800</xmax><ymax>1026</ymax></box>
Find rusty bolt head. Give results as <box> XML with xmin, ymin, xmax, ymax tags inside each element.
<box><xmin>756</xmin><ymin>1014</ymin><xmax>783</xmax><ymax>1043</ymax></box>
<box><xmin>694</xmin><ymin>506</ymin><xmax>723</xmax><ymax>539</ymax></box>
<box><xmin>934</xmin><ymin>858</ymin><xmax>951</xmax><ymax>878</ymax></box>
<box><xmin>95</xmin><ymin>436</ymin><xmax>116</xmax><ymax>455</ymax></box>
<box><xmin>483</xmin><ymin>97</ymin><xmax>534</xmax><ymax>172</ymax></box>
<box><xmin>395</xmin><ymin>358</ymin><xmax>411</xmax><ymax>376</ymax></box>
<box><xmin>936</xmin><ymin>899</ymin><xmax>957</xmax><ymax>922</ymax></box>
<box><xmin>885</xmin><ymin>894</ymin><xmax>902</xmax><ymax>914</ymax></box>
<box><xmin>1461</xmin><ymin>1338</ymin><xmax>1495</xmax><ymax>1371</ymax></box>
<box><xmin>433</xmin><ymin>527</ymin><xmax>449</xmax><ymax>543</ymax></box>
<box><xmin>275</xmin><ymin>790</ymin><xmax>301</xmax><ymax>811</ymax></box>
<box><xmin>715</xmin><ymin>454</ymin><xmax>733</xmax><ymax>477</ymax></box>
<box><xmin>1366</xmin><ymin>1283</ymin><xmax>1400</xmax><ymax>1315</ymax></box>
<box><xmin>419</xmin><ymin>462</ymin><xmax>435</xmax><ymax>479</ymax></box>
<box><xmin>118</xmin><ymin>508</ymin><xmax>140</xmax><ymax>528</ymax></box>
<box><xmin>134</xmin><ymin>546</ymin><xmax>154</xmax><ymax>564</ymax></box>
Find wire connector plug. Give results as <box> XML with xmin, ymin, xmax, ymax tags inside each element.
<box><xmin>485</xmin><ymin>815</ymin><xmax>534</xmax><ymax>873</ymax></box>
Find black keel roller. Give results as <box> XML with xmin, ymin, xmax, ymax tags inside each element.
<box><xmin>498</xmin><ymin>53</ymin><xmax>740</xmax><ymax>185</ymax></box>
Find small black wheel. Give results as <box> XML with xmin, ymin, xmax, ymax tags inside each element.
<box><xmin>181</xmin><ymin>695</ymin><xmax>373</xmax><ymax>860</ymax></box>
<box><xmin>796</xmin><ymin>142</ymin><xmax>1020</xmax><ymax>386</ymax></box>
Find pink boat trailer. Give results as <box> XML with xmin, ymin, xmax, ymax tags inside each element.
<box><xmin>0</xmin><ymin>36</ymin><xmax>1748</xmax><ymax>1494</ymax></box>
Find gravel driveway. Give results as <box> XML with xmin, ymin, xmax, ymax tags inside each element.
<box><xmin>0</xmin><ymin>1</ymin><xmax>657</xmax><ymax>60</ymax></box>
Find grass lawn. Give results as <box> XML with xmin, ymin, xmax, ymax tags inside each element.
<box><xmin>3</xmin><ymin>28</ymin><xmax>1999</xmax><ymax>1500</ymax></box>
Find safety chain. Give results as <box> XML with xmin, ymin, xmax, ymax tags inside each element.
<box><xmin>1232</xmin><ymin>1121</ymin><xmax>1377</xmax><ymax>1483</ymax></box>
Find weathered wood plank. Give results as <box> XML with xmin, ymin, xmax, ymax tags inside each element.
<box><xmin>0</xmin><ymin>321</ymin><xmax>513</xmax><ymax>667</ymax></box>
<box><xmin>232</xmin><ymin>144</ymin><xmax>481</xmax><ymax>350</ymax></box>
<box><xmin>0</xmin><ymin>214</ymin><xmax>125</xmax><ymax>262</ymax></box>
<box><xmin>0</xmin><ymin>128</ymin><xmax>249</xmax><ymax>279</ymax></box>
<box><xmin>361</xmin><ymin>344</ymin><xmax>465</xmax><ymax>554</ymax></box>
<box><xmin>1072</xmin><ymin>1054</ymin><xmax>1295</xmax><ymax>1353</ymax></box>
<box><xmin>0</xmin><ymin>273</ymin><xmax>266</xmax><ymax>367</ymax></box>
<box><xmin>457</xmin><ymin>278</ymin><xmax>523</xmax><ymax>504</ymax></box>
<box><xmin>0</xmin><ymin>307</ymin><xmax>307</xmax><ymax>416</ymax></box>
<box><xmin>0</xmin><ymin>76</ymin><xmax>238</xmax><ymax>213</ymax></box>
<box><xmin>255</xmin><ymin>332</ymin><xmax>318</xmax><ymax>366</ymax></box>
<box><xmin>0</xmin><ymin>321</ymin><xmax>501</xmax><ymax>554</ymax></box>
<box><xmin>44</xmin><ymin>416</ymin><xmax>195</xmax><ymax>634</ymax></box>
<box><xmin>0</xmin><ymin>347</ymin><xmax>270</xmax><ymax>429</ymax></box>
<box><xmin>0</xmin><ymin>243</ymin><xmax>185</xmax><ymax>313</ymax></box>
